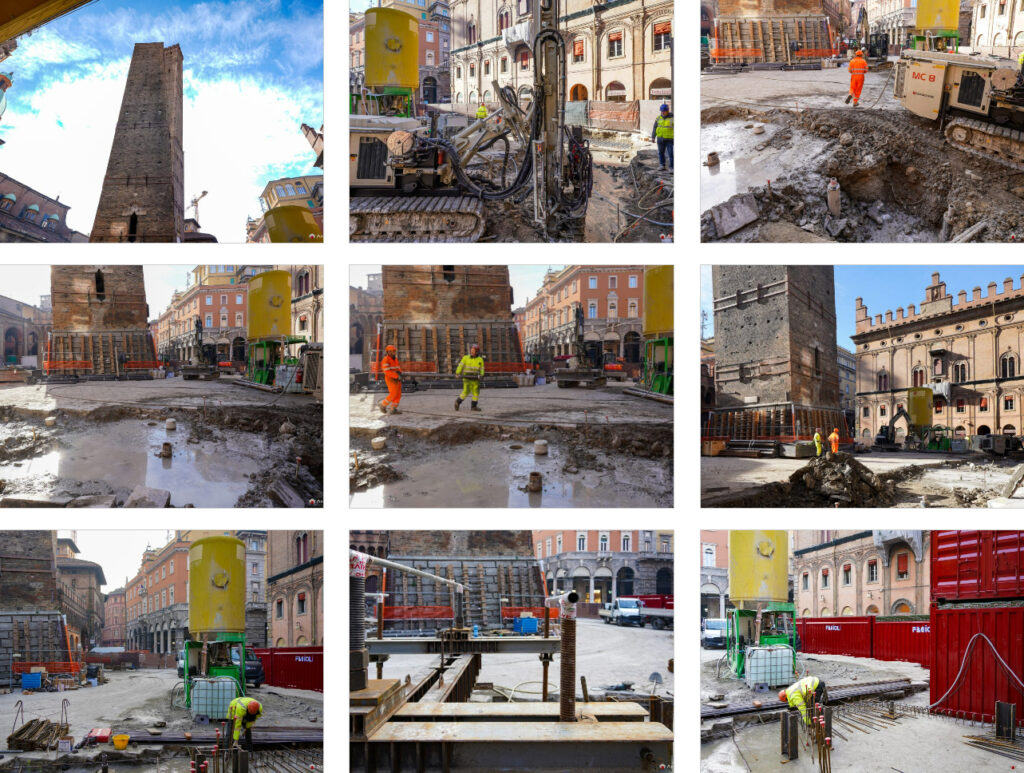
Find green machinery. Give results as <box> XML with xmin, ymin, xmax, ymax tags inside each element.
<box><xmin>726</xmin><ymin>603</ymin><xmax>798</xmax><ymax>678</ymax></box>
<box><xmin>182</xmin><ymin>536</ymin><xmax>248</xmax><ymax>714</ymax></box>
<box><xmin>244</xmin><ymin>337</ymin><xmax>306</xmax><ymax>387</ymax></box>
<box><xmin>236</xmin><ymin>269</ymin><xmax>306</xmax><ymax>391</ymax></box>
<box><xmin>641</xmin><ymin>337</ymin><xmax>673</xmax><ymax>396</ymax></box>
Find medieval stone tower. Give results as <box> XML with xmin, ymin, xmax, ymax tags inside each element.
<box><xmin>49</xmin><ymin>266</ymin><xmax>154</xmax><ymax>376</ymax></box>
<box><xmin>90</xmin><ymin>43</ymin><xmax>184</xmax><ymax>243</ymax></box>
<box><xmin>712</xmin><ymin>265</ymin><xmax>840</xmax><ymax>409</ymax></box>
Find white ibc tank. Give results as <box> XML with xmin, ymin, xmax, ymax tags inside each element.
<box><xmin>744</xmin><ymin>646</ymin><xmax>795</xmax><ymax>689</ymax></box>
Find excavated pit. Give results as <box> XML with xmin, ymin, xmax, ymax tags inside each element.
<box><xmin>701</xmin><ymin>106</ymin><xmax>1024</xmax><ymax>243</ymax></box>
<box><xmin>349</xmin><ymin>422</ymin><xmax>673</xmax><ymax>508</ymax></box>
<box><xmin>0</xmin><ymin>404</ymin><xmax>323</xmax><ymax>508</ymax></box>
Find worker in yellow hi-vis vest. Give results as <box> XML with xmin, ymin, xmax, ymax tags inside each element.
<box><xmin>455</xmin><ymin>344</ymin><xmax>485</xmax><ymax>412</ymax></box>
<box><xmin>779</xmin><ymin>676</ymin><xmax>828</xmax><ymax>725</ymax></box>
<box><xmin>227</xmin><ymin>696</ymin><xmax>263</xmax><ymax>748</ymax></box>
<box><xmin>648</xmin><ymin>104</ymin><xmax>674</xmax><ymax>170</ymax></box>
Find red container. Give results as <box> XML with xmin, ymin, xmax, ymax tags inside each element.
<box><xmin>931</xmin><ymin>530</ymin><xmax>1024</xmax><ymax>602</ymax></box>
<box><xmin>930</xmin><ymin>604</ymin><xmax>1024</xmax><ymax>725</ymax></box>
<box><xmin>253</xmin><ymin>646</ymin><xmax>323</xmax><ymax>693</ymax></box>
<box><xmin>873</xmin><ymin>619</ymin><xmax>931</xmax><ymax>668</ymax></box>
<box><xmin>798</xmin><ymin>617</ymin><xmax>874</xmax><ymax>658</ymax></box>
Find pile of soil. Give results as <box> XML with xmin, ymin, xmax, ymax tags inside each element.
<box><xmin>349</xmin><ymin>450</ymin><xmax>404</xmax><ymax>492</ymax></box>
<box><xmin>701</xmin><ymin>106</ymin><xmax>1024</xmax><ymax>242</ymax></box>
<box><xmin>788</xmin><ymin>451</ymin><xmax>898</xmax><ymax>506</ymax></box>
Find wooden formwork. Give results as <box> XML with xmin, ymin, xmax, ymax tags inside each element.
<box><xmin>46</xmin><ymin>329</ymin><xmax>157</xmax><ymax>376</ymax></box>
<box><xmin>713</xmin><ymin>16</ymin><xmax>837</xmax><ymax>64</ymax></box>
<box><xmin>702</xmin><ymin>403</ymin><xmax>851</xmax><ymax>443</ymax></box>
<box><xmin>374</xmin><ymin>320</ymin><xmax>524</xmax><ymax>376</ymax></box>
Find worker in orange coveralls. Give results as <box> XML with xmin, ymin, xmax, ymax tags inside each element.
<box><xmin>379</xmin><ymin>344</ymin><xmax>403</xmax><ymax>415</ymax></box>
<box><xmin>845</xmin><ymin>50</ymin><xmax>868</xmax><ymax>107</ymax></box>
<box><xmin>828</xmin><ymin>427</ymin><xmax>840</xmax><ymax>455</ymax></box>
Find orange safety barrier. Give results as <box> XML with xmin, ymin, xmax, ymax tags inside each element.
<box><xmin>501</xmin><ymin>606</ymin><xmax>560</xmax><ymax>621</ymax></box>
<box><xmin>13</xmin><ymin>661</ymin><xmax>82</xmax><ymax>675</ymax></box>
<box><xmin>712</xmin><ymin>47</ymin><xmax>764</xmax><ymax>59</ymax></box>
<box><xmin>794</xmin><ymin>48</ymin><xmax>838</xmax><ymax>57</ymax></box>
<box><xmin>43</xmin><ymin>361</ymin><xmax>92</xmax><ymax>372</ymax></box>
<box><xmin>381</xmin><ymin>606</ymin><xmax>454</xmax><ymax>620</ymax></box>
<box><xmin>370</xmin><ymin>361</ymin><xmax>437</xmax><ymax>374</ymax></box>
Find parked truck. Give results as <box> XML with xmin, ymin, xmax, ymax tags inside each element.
<box><xmin>599</xmin><ymin>595</ymin><xmax>674</xmax><ymax>629</ymax></box>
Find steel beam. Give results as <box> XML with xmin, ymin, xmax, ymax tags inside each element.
<box><xmin>701</xmin><ymin>679</ymin><xmax>913</xmax><ymax>720</ymax></box>
<box><xmin>366</xmin><ymin>636</ymin><xmax>560</xmax><ymax>656</ymax></box>
<box><xmin>418</xmin><ymin>654</ymin><xmax>480</xmax><ymax>704</ymax></box>
<box><xmin>393</xmin><ymin>702</ymin><xmax>649</xmax><ymax>722</ymax></box>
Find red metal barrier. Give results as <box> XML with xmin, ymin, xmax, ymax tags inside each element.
<box><xmin>382</xmin><ymin>606</ymin><xmax>453</xmax><ymax>620</ymax></box>
<box><xmin>931</xmin><ymin>530</ymin><xmax>1024</xmax><ymax>602</ymax></box>
<box><xmin>13</xmin><ymin>661</ymin><xmax>81</xmax><ymax>675</ymax></box>
<box><xmin>930</xmin><ymin>604</ymin><xmax>1024</xmax><ymax>725</ymax></box>
<box><xmin>799</xmin><ymin>617</ymin><xmax>874</xmax><ymax>658</ymax></box>
<box><xmin>253</xmin><ymin>646</ymin><xmax>323</xmax><ymax>693</ymax></box>
<box><xmin>873</xmin><ymin>620</ymin><xmax>932</xmax><ymax>668</ymax></box>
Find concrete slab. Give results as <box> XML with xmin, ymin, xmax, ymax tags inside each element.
<box><xmin>0</xmin><ymin>494</ymin><xmax>72</xmax><ymax>507</ymax></box>
<box><xmin>124</xmin><ymin>485</ymin><xmax>171</xmax><ymax>508</ymax></box>
<box><xmin>66</xmin><ymin>494</ymin><xmax>118</xmax><ymax>508</ymax></box>
<box><xmin>710</xmin><ymin>193</ymin><xmax>759</xmax><ymax>236</ymax></box>
<box><xmin>350</xmin><ymin>381</ymin><xmax>673</xmax><ymax>435</ymax></box>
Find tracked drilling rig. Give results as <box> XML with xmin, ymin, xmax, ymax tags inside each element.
<box><xmin>350</xmin><ymin>0</ymin><xmax>593</xmax><ymax>242</ymax></box>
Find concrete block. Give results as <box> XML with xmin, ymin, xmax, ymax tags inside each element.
<box><xmin>67</xmin><ymin>495</ymin><xmax>118</xmax><ymax>508</ymax></box>
<box><xmin>0</xmin><ymin>495</ymin><xmax>73</xmax><ymax>507</ymax></box>
<box><xmin>711</xmin><ymin>194</ymin><xmax>759</xmax><ymax>237</ymax></box>
<box><xmin>124</xmin><ymin>486</ymin><xmax>172</xmax><ymax>508</ymax></box>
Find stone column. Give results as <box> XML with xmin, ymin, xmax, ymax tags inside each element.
<box><xmin>611</xmin><ymin>575</ymin><xmax>617</xmax><ymax>601</ymax></box>
<box><xmin>719</xmin><ymin>590</ymin><xmax>726</xmax><ymax>617</ymax></box>
<box><xmin>589</xmin><ymin>574</ymin><xmax>595</xmax><ymax>603</ymax></box>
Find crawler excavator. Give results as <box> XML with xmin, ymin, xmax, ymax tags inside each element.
<box><xmin>894</xmin><ymin>48</ymin><xmax>1024</xmax><ymax>171</ymax></box>
<box><xmin>350</xmin><ymin>1</ymin><xmax>593</xmax><ymax>242</ymax></box>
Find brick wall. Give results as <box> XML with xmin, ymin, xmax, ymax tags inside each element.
<box><xmin>90</xmin><ymin>43</ymin><xmax>184</xmax><ymax>243</ymax></box>
<box><xmin>50</xmin><ymin>266</ymin><xmax>149</xmax><ymax>330</ymax></box>
<box><xmin>389</xmin><ymin>531</ymin><xmax>534</xmax><ymax>557</ymax></box>
<box><xmin>718</xmin><ymin>0</ymin><xmax>827</xmax><ymax>16</ymax></box>
<box><xmin>0</xmin><ymin>612</ymin><xmax>71</xmax><ymax>686</ymax></box>
<box><xmin>713</xmin><ymin>265</ymin><xmax>840</xmax><ymax>409</ymax></box>
<box><xmin>246</xmin><ymin>604</ymin><xmax>268</xmax><ymax>648</ymax></box>
<box><xmin>0</xmin><ymin>531</ymin><xmax>57</xmax><ymax>609</ymax></box>
<box><xmin>382</xmin><ymin>266</ymin><xmax>514</xmax><ymax>322</ymax></box>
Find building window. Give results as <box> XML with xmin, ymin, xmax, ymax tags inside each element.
<box><xmin>981</xmin><ymin>4</ymin><xmax>987</xmax><ymax>18</ymax></box>
<box><xmin>589</xmin><ymin>276</ymin><xmax>597</xmax><ymax>289</ymax></box>
<box><xmin>877</xmin><ymin>371</ymin><xmax>889</xmax><ymax>391</ymax></box>
<box><xmin>608</xmin><ymin>31</ymin><xmax>623</xmax><ymax>57</ymax></box>
<box><xmin>896</xmin><ymin>553</ymin><xmax>909</xmax><ymax>580</ymax></box>
<box><xmin>206</xmin><ymin>314</ymin><xmax>213</xmax><ymax>327</ymax></box>
<box><xmin>629</xmin><ymin>275</ymin><xmax>638</xmax><ymax>288</ymax></box>
<box><xmin>161</xmin><ymin>590</ymin><xmax>166</xmax><ymax>607</ymax></box>
<box><xmin>169</xmin><ymin>586</ymin><xmax>174</xmax><ymax>604</ymax></box>
<box><xmin>520</xmin><ymin>51</ymin><xmax>529</xmax><ymax>69</ymax></box>
<box><xmin>1006</xmin><ymin>395</ymin><xmax>1015</xmax><ymax>411</ymax></box>
<box><xmin>588</xmin><ymin>302</ymin><xmax>597</xmax><ymax>319</ymax></box>
<box><xmin>912</xmin><ymin>367</ymin><xmax>925</xmax><ymax>387</ymax></box>
<box><xmin>275</xmin><ymin>599</ymin><xmax>283</xmax><ymax>618</ymax></box>
<box><xmin>608</xmin><ymin>276</ymin><xmax>617</xmax><ymax>289</ymax></box>
<box><xmin>599</xmin><ymin>532</ymin><xmax>608</xmax><ymax>551</ymax></box>
<box><xmin>484</xmin><ymin>59</ymin><xmax>490</xmax><ymax>75</ymax></box>
<box><xmin>162</xmin><ymin>566</ymin><xmax>166</xmax><ymax>579</ymax></box>
<box><xmin>628</xmin><ymin>300</ymin><xmax>638</xmax><ymax>317</ymax></box>
<box><xmin>556</xmin><ymin>534</ymin><xmax>562</xmax><ymax>553</ymax></box>
<box><xmin>1001</xmin><ymin>354</ymin><xmax>1017</xmax><ymax>379</ymax></box>
<box><xmin>219</xmin><ymin>313</ymin><xmax>227</xmax><ymax>327</ymax></box>
<box><xmin>297</xmin><ymin>592</ymin><xmax>307</xmax><ymax>615</ymax></box>
<box><xmin>577</xmin><ymin>531</ymin><xmax>586</xmax><ymax>551</ymax></box>
<box><xmin>545</xmin><ymin>537</ymin><xmax>552</xmax><ymax>556</ymax></box>
<box><xmin>501</xmin><ymin>56</ymin><xmax>508</xmax><ymax>72</ymax></box>
<box><xmin>296</xmin><ymin>532</ymin><xmax>309</xmax><ymax>563</ymax></box>
<box><xmin>235</xmin><ymin>312</ymin><xmax>243</xmax><ymax>326</ymax></box>
<box><xmin>468</xmin><ymin>23</ymin><xmax>476</xmax><ymax>45</ymax></box>
<box><xmin>456</xmin><ymin>66</ymin><xmax>462</xmax><ymax>79</ymax></box>
<box><xmin>801</xmin><ymin>572</ymin><xmax>808</xmax><ymax>590</ymax></box>
<box><xmin>703</xmin><ymin>544</ymin><xmax>716</xmax><ymax>567</ymax></box>
<box><xmin>536</xmin><ymin>541</ymin><xmax>542</xmax><ymax>558</ymax></box>
<box><xmin>573</xmin><ymin>39</ymin><xmax>584</xmax><ymax>62</ymax></box>
<box><xmin>863</xmin><ymin>406</ymin><xmax>870</xmax><ymax>418</ymax></box>
<box><xmin>842</xmin><ymin>564</ymin><xmax>852</xmax><ymax>586</ymax></box>
<box><xmin>821</xmin><ymin>568</ymin><xmax>829</xmax><ymax>588</ymax></box>
<box><xmin>426</xmin><ymin>31</ymin><xmax>434</xmax><ymax>42</ymax></box>
<box><xmin>206</xmin><ymin>295</ymin><xmax>212</xmax><ymax>305</ymax></box>
<box><xmin>999</xmin><ymin>0</ymin><xmax>1006</xmax><ymax>13</ymax></box>
<box><xmin>220</xmin><ymin>294</ymin><xmax>227</xmax><ymax>305</ymax></box>
<box><xmin>953</xmin><ymin>362</ymin><xmax>968</xmax><ymax>382</ymax></box>
<box><xmin>981</xmin><ymin>397</ymin><xmax>989</xmax><ymax>412</ymax></box>
<box><xmin>653</xmin><ymin>20</ymin><xmax>671</xmax><ymax>51</ymax></box>
<box><xmin>956</xmin><ymin>399</ymin><xmax>965</xmax><ymax>413</ymax></box>
<box><xmin>608</xmin><ymin>301</ymin><xmax>617</xmax><ymax>318</ymax></box>
<box><xmin>880</xmin><ymin>405</ymin><xmax>887</xmax><ymax>417</ymax></box>
<box><xmin>935</xmin><ymin>398</ymin><xmax>944</xmax><ymax>414</ymax></box>
<box><xmin>933</xmin><ymin>357</ymin><xmax>943</xmax><ymax>376</ymax></box>
<box><xmin>469</xmin><ymin>62</ymin><xmax>475</xmax><ymax>76</ymax></box>
<box><xmin>622</xmin><ymin>533</ymin><xmax>630</xmax><ymax>551</ymax></box>
<box><xmin>0</xmin><ymin>198</ymin><xmax>12</xmax><ymax>212</ymax></box>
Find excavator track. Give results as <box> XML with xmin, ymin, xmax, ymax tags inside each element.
<box><xmin>944</xmin><ymin>117</ymin><xmax>1024</xmax><ymax>174</ymax></box>
<box><xmin>350</xmin><ymin>196</ymin><xmax>485</xmax><ymax>242</ymax></box>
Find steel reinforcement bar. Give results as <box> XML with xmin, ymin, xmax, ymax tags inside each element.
<box><xmin>701</xmin><ymin>679</ymin><xmax>912</xmax><ymax>720</ymax></box>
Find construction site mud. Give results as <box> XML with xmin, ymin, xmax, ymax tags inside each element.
<box><xmin>350</xmin><ymin>421</ymin><xmax>673</xmax><ymax>508</ymax></box>
<box><xmin>700</xmin><ymin>105</ymin><xmax>1024</xmax><ymax>243</ymax></box>
<box><xmin>703</xmin><ymin>452</ymin><xmax>1016</xmax><ymax>508</ymax></box>
<box><xmin>0</xmin><ymin>401</ymin><xmax>323</xmax><ymax>508</ymax></box>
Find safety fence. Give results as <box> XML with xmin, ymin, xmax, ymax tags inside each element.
<box><xmin>712</xmin><ymin>16</ymin><xmax>839</xmax><ymax>64</ymax></box>
<box><xmin>796</xmin><ymin>616</ymin><xmax>931</xmax><ymax>667</ymax></box>
<box><xmin>702</xmin><ymin>404</ymin><xmax>852</xmax><ymax>444</ymax></box>
<box><xmin>382</xmin><ymin>606</ymin><xmax>454</xmax><ymax>620</ymax></box>
<box><xmin>369</xmin><ymin>360</ymin><xmax>527</xmax><ymax>376</ymax></box>
<box><xmin>252</xmin><ymin>646</ymin><xmax>323</xmax><ymax>693</ymax></box>
<box><xmin>500</xmin><ymin>606</ymin><xmax>560</xmax><ymax>622</ymax></box>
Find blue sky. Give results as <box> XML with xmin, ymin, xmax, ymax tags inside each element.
<box><xmin>0</xmin><ymin>0</ymin><xmax>323</xmax><ymax>241</ymax></box>
<box><xmin>701</xmin><ymin>265</ymin><xmax>1024</xmax><ymax>349</ymax></box>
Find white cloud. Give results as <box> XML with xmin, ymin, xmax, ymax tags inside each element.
<box><xmin>6</xmin><ymin>27</ymin><xmax>102</xmax><ymax>80</ymax></box>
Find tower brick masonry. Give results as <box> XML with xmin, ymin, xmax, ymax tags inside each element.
<box><xmin>90</xmin><ymin>43</ymin><xmax>184</xmax><ymax>243</ymax></box>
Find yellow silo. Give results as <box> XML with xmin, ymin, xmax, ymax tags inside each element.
<box><xmin>643</xmin><ymin>265</ymin><xmax>673</xmax><ymax>339</ymax></box>
<box><xmin>907</xmin><ymin>387</ymin><xmax>933</xmax><ymax>427</ymax></box>
<box><xmin>365</xmin><ymin>8</ymin><xmax>419</xmax><ymax>90</ymax></box>
<box><xmin>728</xmin><ymin>531</ymin><xmax>789</xmax><ymax>606</ymax></box>
<box><xmin>188</xmin><ymin>536</ymin><xmax>246</xmax><ymax>635</ymax></box>
<box><xmin>247</xmin><ymin>270</ymin><xmax>292</xmax><ymax>341</ymax></box>
<box><xmin>265</xmin><ymin>205</ymin><xmax>323</xmax><ymax>244</ymax></box>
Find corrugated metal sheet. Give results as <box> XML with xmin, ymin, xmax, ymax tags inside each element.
<box><xmin>873</xmin><ymin>620</ymin><xmax>931</xmax><ymax>667</ymax></box>
<box><xmin>931</xmin><ymin>531</ymin><xmax>1024</xmax><ymax>602</ymax></box>
<box><xmin>253</xmin><ymin>646</ymin><xmax>323</xmax><ymax>693</ymax></box>
<box><xmin>930</xmin><ymin>604</ymin><xmax>1024</xmax><ymax>724</ymax></box>
<box><xmin>798</xmin><ymin>617</ymin><xmax>874</xmax><ymax>658</ymax></box>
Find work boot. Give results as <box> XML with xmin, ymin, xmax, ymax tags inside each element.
<box><xmin>378</xmin><ymin>403</ymin><xmax>387</xmax><ymax>414</ymax></box>
<box><xmin>471</xmin><ymin>402</ymin><xmax>481</xmax><ymax>412</ymax></box>
<box><xmin>853</xmin><ymin>101</ymin><xmax>860</xmax><ymax>108</ymax></box>
<box><xmin>455</xmin><ymin>397</ymin><xmax>462</xmax><ymax>411</ymax></box>
<box><xmin>845</xmin><ymin>93</ymin><xmax>853</xmax><ymax>104</ymax></box>
<box><xmin>659</xmin><ymin>164</ymin><xmax>666</xmax><ymax>170</ymax></box>
<box><xmin>389</xmin><ymin>406</ymin><xmax>401</xmax><ymax>415</ymax></box>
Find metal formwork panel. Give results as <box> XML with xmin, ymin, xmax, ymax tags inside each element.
<box><xmin>931</xmin><ymin>531</ymin><xmax>1024</xmax><ymax>602</ymax></box>
<box><xmin>799</xmin><ymin>617</ymin><xmax>874</xmax><ymax>658</ymax></box>
<box><xmin>873</xmin><ymin>620</ymin><xmax>932</xmax><ymax>668</ymax></box>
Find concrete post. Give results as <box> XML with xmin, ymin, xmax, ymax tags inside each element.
<box><xmin>588</xmin><ymin>575</ymin><xmax>595</xmax><ymax>603</ymax></box>
<box><xmin>719</xmin><ymin>591</ymin><xmax>726</xmax><ymax>618</ymax></box>
<box><xmin>611</xmin><ymin>576</ymin><xmax>617</xmax><ymax>601</ymax></box>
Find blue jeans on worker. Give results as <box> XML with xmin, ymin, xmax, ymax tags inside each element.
<box><xmin>657</xmin><ymin>138</ymin><xmax>673</xmax><ymax>169</ymax></box>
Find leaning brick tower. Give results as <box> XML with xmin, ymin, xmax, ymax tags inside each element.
<box><xmin>90</xmin><ymin>43</ymin><xmax>184</xmax><ymax>243</ymax></box>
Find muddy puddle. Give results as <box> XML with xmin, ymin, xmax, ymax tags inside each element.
<box><xmin>0</xmin><ymin>419</ymin><xmax>262</xmax><ymax>507</ymax></box>
<box><xmin>350</xmin><ymin>438</ymin><xmax>672</xmax><ymax>508</ymax></box>
<box><xmin>701</xmin><ymin>119</ymin><xmax>830</xmax><ymax>210</ymax></box>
